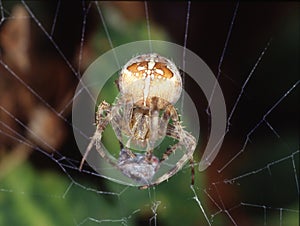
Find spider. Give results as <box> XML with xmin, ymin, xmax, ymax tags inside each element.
<box><xmin>79</xmin><ymin>53</ymin><xmax>197</xmax><ymax>189</ymax></box>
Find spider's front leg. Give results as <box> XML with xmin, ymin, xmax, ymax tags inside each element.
<box><xmin>79</xmin><ymin>101</ymin><xmax>112</xmax><ymax>170</ymax></box>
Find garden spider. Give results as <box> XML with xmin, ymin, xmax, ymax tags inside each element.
<box><xmin>79</xmin><ymin>53</ymin><xmax>197</xmax><ymax>189</ymax></box>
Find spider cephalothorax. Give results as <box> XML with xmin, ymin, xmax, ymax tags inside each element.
<box><xmin>80</xmin><ymin>53</ymin><xmax>196</xmax><ymax>189</ymax></box>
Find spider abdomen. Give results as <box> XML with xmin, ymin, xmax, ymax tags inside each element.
<box><xmin>118</xmin><ymin>53</ymin><xmax>182</xmax><ymax>107</ymax></box>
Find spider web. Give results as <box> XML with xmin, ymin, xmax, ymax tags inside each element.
<box><xmin>0</xmin><ymin>1</ymin><xmax>299</xmax><ymax>226</ymax></box>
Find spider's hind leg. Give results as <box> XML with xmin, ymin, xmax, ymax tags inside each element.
<box><xmin>151</xmin><ymin>121</ymin><xmax>197</xmax><ymax>186</ymax></box>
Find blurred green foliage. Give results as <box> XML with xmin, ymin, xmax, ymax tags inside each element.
<box><xmin>0</xmin><ymin>160</ymin><xmax>207</xmax><ymax>226</ymax></box>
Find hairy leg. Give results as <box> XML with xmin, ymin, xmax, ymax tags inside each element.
<box><xmin>139</xmin><ymin>120</ymin><xmax>197</xmax><ymax>189</ymax></box>
<box><xmin>111</xmin><ymin>97</ymin><xmax>130</xmax><ymax>143</ymax></box>
<box><xmin>112</xmin><ymin>96</ymin><xmax>138</xmax><ymax>157</ymax></box>
<box><xmin>146</xmin><ymin>97</ymin><xmax>160</xmax><ymax>159</ymax></box>
<box><xmin>79</xmin><ymin>101</ymin><xmax>112</xmax><ymax>170</ymax></box>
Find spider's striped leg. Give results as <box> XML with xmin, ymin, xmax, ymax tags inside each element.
<box><xmin>158</xmin><ymin>100</ymin><xmax>179</xmax><ymax>135</ymax></box>
<box><xmin>139</xmin><ymin>104</ymin><xmax>196</xmax><ymax>189</ymax></box>
<box><xmin>148</xmin><ymin>102</ymin><xmax>179</xmax><ymax>161</ymax></box>
<box><xmin>137</xmin><ymin>142</ymin><xmax>182</xmax><ymax>189</ymax></box>
<box><xmin>166</xmin><ymin>123</ymin><xmax>197</xmax><ymax>152</ymax></box>
<box><xmin>123</xmin><ymin>110</ymin><xmax>148</xmax><ymax>153</ymax></box>
<box><xmin>146</xmin><ymin>97</ymin><xmax>160</xmax><ymax>159</ymax></box>
<box><xmin>147</xmin><ymin>98</ymin><xmax>179</xmax><ymax>159</ymax></box>
<box><xmin>79</xmin><ymin>101</ymin><xmax>112</xmax><ymax>170</ymax></box>
<box><xmin>110</xmin><ymin>97</ymin><xmax>131</xmax><ymax>143</ymax></box>
<box><xmin>112</xmin><ymin>96</ymin><xmax>139</xmax><ymax>158</ymax></box>
<box><xmin>121</xmin><ymin>95</ymin><xmax>134</xmax><ymax>135</ymax></box>
<box><xmin>141</xmin><ymin>124</ymin><xmax>196</xmax><ymax>189</ymax></box>
<box><xmin>166</xmin><ymin>123</ymin><xmax>196</xmax><ymax>185</ymax></box>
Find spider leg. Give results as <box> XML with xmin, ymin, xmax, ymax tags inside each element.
<box><xmin>167</xmin><ymin>123</ymin><xmax>196</xmax><ymax>151</ymax></box>
<box><xmin>110</xmin><ymin>97</ymin><xmax>128</xmax><ymax>143</ymax></box>
<box><xmin>156</xmin><ymin>126</ymin><xmax>196</xmax><ymax>186</ymax></box>
<box><xmin>79</xmin><ymin>101</ymin><xmax>112</xmax><ymax>170</ymax></box>
<box><xmin>111</xmin><ymin>97</ymin><xmax>136</xmax><ymax>158</ymax></box>
<box><xmin>123</xmin><ymin>107</ymin><xmax>150</xmax><ymax>152</ymax></box>
<box><xmin>93</xmin><ymin>130</ymin><xmax>120</xmax><ymax>168</ymax></box>
<box><xmin>146</xmin><ymin>97</ymin><xmax>160</xmax><ymax>159</ymax></box>
<box><xmin>150</xmin><ymin>103</ymin><xmax>181</xmax><ymax>163</ymax></box>
<box><xmin>147</xmin><ymin>99</ymin><xmax>178</xmax><ymax>156</ymax></box>
<box><xmin>139</xmin><ymin>109</ymin><xmax>197</xmax><ymax>189</ymax></box>
<box><xmin>119</xmin><ymin>95</ymin><xmax>134</xmax><ymax>135</ymax></box>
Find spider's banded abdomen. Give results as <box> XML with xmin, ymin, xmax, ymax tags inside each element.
<box><xmin>118</xmin><ymin>53</ymin><xmax>182</xmax><ymax>107</ymax></box>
